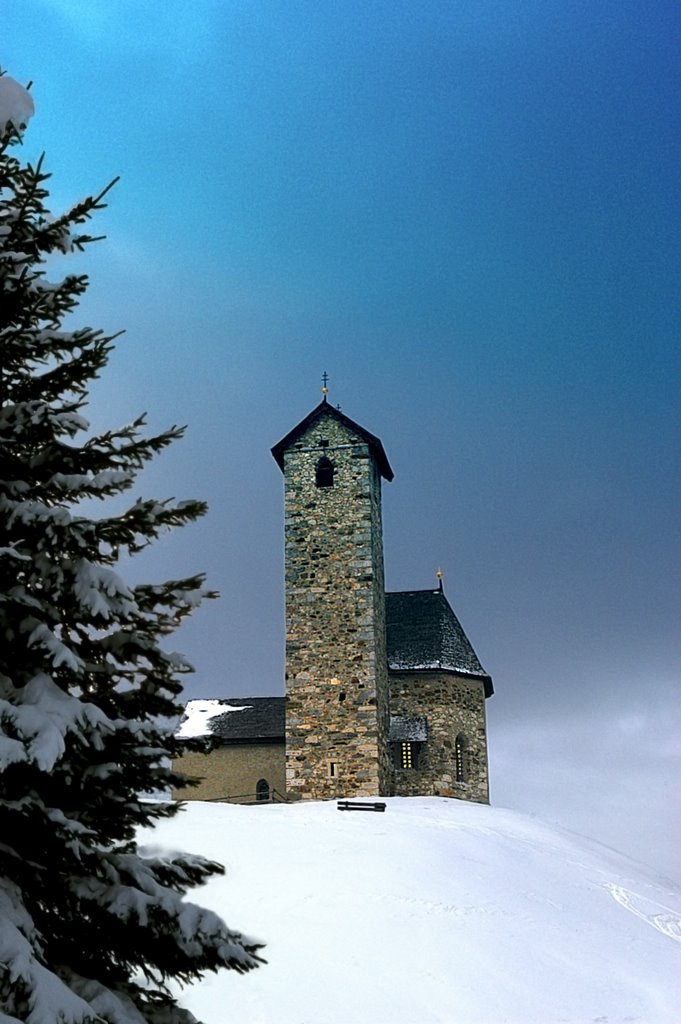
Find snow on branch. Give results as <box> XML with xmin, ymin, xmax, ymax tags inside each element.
<box><xmin>27</xmin><ymin>623</ymin><xmax>84</xmax><ymax>673</ymax></box>
<box><xmin>0</xmin><ymin>75</ymin><xmax>34</xmax><ymax>136</ymax></box>
<box><xmin>0</xmin><ymin>880</ymin><xmax>102</xmax><ymax>1024</ymax></box>
<box><xmin>72</xmin><ymin>559</ymin><xmax>137</xmax><ymax>620</ymax></box>
<box><xmin>0</xmin><ymin>674</ymin><xmax>113</xmax><ymax>773</ymax></box>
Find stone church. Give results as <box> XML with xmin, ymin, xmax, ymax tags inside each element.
<box><xmin>173</xmin><ymin>394</ymin><xmax>493</xmax><ymax>804</ymax></box>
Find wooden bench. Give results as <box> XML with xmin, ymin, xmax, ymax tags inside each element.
<box><xmin>337</xmin><ymin>800</ymin><xmax>386</xmax><ymax>813</ymax></box>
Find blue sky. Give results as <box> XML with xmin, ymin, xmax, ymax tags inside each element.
<box><xmin>5</xmin><ymin>1</ymin><xmax>680</xmax><ymax>880</ymax></box>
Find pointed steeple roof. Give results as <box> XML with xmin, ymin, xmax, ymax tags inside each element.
<box><xmin>271</xmin><ymin>399</ymin><xmax>394</xmax><ymax>481</ymax></box>
<box><xmin>385</xmin><ymin>589</ymin><xmax>493</xmax><ymax>697</ymax></box>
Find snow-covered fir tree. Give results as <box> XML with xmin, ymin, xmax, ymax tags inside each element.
<box><xmin>0</xmin><ymin>75</ymin><xmax>262</xmax><ymax>1024</ymax></box>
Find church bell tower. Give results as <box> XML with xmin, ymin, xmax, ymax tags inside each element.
<box><xmin>271</xmin><ymin>389</ymin><xmax>394</xmax><ymax>799</ymax></box>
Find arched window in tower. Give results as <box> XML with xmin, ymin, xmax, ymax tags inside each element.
<box><xmin>455</xmin><ymin>734</ymin><xmax>468</xmax><ymax>784</ymax></box>
<box><xmin>315</xmin><ymin>456</ymin><xmax>335</xmax><ymax>488</ymax></box>
<box><xmin>256</xmin><ymin>778</ymin><xmax>270</xmax><ymax>802</ymax></box>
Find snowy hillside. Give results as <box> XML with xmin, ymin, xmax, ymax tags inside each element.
<box><xmin>139</xmin><ymin>799</ymin><xmax>681</xmax><ymax>1024</ymax></box>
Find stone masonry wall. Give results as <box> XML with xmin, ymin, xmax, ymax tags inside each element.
<box><xmin>283</xmin><ymin>410</ymin><xmax>391</xmax><ymax>798</ymax></box>
<box><xmin>172</xmin><ymin>743</ymin><xmax>286</xmax><ymax>803</ymax></box>
<box><xmin>368</xmin><ymin>456</ymin><xmax>393</xmax><ymax>794</ymax></box>
<box><xmin>390</xmin><ymin>671</ymin><xmax>489</xmax><ymax>803</ymax></box>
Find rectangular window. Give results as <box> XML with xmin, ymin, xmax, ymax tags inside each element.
<box><xmin>400</xmin><ymin>742</ymin><xmax>414</xmax><ymax>770</ymax></box>
<box><xmin>393</xmin><ymin>741</ymin><xmax>422</xmax><ymax>770</ymax></box>
<box><xmin>329</xmin><ymin>761</ymin><xmax>337</xmax><ymax>778</ymax></box>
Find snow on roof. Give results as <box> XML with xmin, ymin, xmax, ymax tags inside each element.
<box><xmin>0</xmin><ymin>76</ymin><xmax>35</xmax><ymax>134</ymax></box>
<box><xmin>176</xmin><ymin>699</ymin><xmax>251</xmax><ymax>738</ymax></box>
<box><xmin>176</xmin><ymin>698</ymin><xmax>285</xmax><ymax>743</ymax></box>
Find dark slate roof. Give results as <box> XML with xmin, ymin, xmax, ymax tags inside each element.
<box><xmin>271</xmin><ymin>399</ymin><xmax>394</xmax><ymax>481</ymax></box>
<box><xmin>385</xmin><ymin>589</ymin><xmax>494</xmax><ymax>698</ymax></box>
<box><xmin>389</xmin><ymin>715</ymin><xmax>428</xmax><ymax>742</ymax></box>
<box><xmin>198</xmin><ymin>698</ymin><xmax>285</xmax><ymax>744</ymax></box>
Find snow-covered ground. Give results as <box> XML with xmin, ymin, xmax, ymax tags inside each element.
<box><xmin>139</xmin><ymin>798</ymin><xmax>681</xmax><ymax>1024</ymax></box>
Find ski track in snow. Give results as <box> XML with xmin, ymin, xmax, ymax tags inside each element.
<box><xmin>451</xmin><ymin>814</ymin><xmax>681</xmax><ymax>943</ymax></box>
<box><xmin>606</xmin><ymin>883</ymin><xmax>681</xmax><ymax>942</ymax></box>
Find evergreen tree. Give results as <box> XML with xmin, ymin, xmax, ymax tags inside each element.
<box><xmin>0</xmin><ymin>75</ymin><xmax>262</xmax><ymax>1024</ymax></box>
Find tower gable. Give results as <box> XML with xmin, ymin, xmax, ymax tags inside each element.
<box><xmin>271</xmin><ymin>400</ymin><xmax>394</xmax><ymax>481</ymax></box>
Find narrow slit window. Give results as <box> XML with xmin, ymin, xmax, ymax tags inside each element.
<box><xmin>316</xmin><ymin>456</ymin><xmax>335</xmax><ymax>488</ymax></box>
<box><xmin>329</xmin><ymin>761</ymin><xmax>337</xmax><ymax>778</ymax></box>
<box><xmin>455</xmin><ymin>734</ymin><xmax>468</xmax><ymax>783</ymax></box>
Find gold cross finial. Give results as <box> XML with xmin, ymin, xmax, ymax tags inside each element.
<box><xmin>321</xmin><ymin>371</ymin><xmax>329</xmax><ymax>400</ymax></box>
<box><xmin>436</xmin><ymin>567</ymin><xmax>444</xmax><ymax>591</ymax></box>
